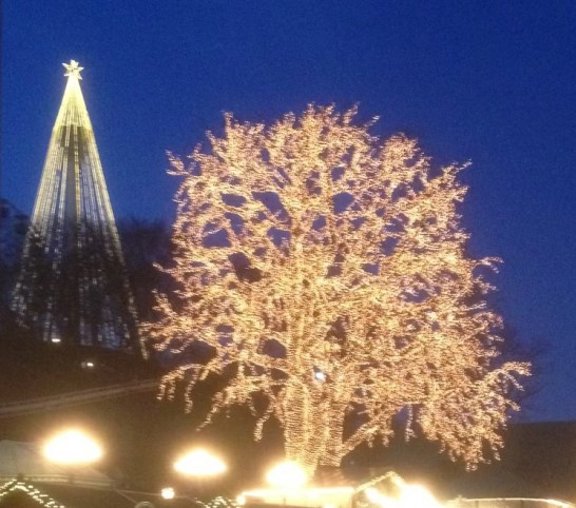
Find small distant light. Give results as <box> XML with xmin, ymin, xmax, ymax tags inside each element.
<box><xmin>51</xmin><ymin>337</ymin><xmax>61</xmax><ymax>344</ymax></box>
<box><xmin>81</xmin><ymin>360</ymin><xmax>95</xmax><ymax>369</ymax></box>
<box><xmin>161</xmin><ymin>487</ymin><xmax>175</xmax><ymax>500</ymax></box>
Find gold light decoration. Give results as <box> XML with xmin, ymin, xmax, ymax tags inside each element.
<box><xmin>145</xmin><ymin>105</ymin><xmax>530</xmax><ymax>473</ymax></box>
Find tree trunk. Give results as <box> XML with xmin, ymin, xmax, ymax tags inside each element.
<box><xmin>282</xmin><ymin>379</ymin><xmax>345</xmax><ymax>473</ymax></box>
<box><xmin>283</xmin><ymin>379</ymin><xmax>331</xmax><ymax>473</ymax></box>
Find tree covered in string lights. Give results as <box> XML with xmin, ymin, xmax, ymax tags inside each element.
<box><xmin>145</xmin><ymin>105</ymin><xmax>529</xmax><ymax>473</ymax></box>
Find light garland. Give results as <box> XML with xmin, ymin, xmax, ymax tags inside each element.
<box><xmin>202</xmin><ymin>495</ymin><xmax>238</xmax><ymax>508</ymax></box>
<box><xmin>145</xmin><ymin>105</ymin><xmax>530</xmax><ymax>472</ymax></box>
<box><xmin>0</xmin><ymin>480</ymin><xmax>66</xmax><ymax>507</ymax></box>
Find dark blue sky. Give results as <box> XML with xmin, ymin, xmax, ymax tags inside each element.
<box><xmin>2</xmin><ymin>0</ymin><xmax>575</xmax><ymax>422</ymax></box>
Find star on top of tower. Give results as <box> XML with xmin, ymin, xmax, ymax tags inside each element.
<box><xmin>63</xmin><ymin>60</ymin><xmax>84</xmax><ymax>80</ymax></box>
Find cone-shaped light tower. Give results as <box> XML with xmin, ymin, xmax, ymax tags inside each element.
<box><xmin>12</xmin><ymin>60</ymin><xmax>141</xmax><ymax>353</ymax></box>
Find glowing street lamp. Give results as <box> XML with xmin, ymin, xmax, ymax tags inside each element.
<box><xmin>363</xmin><ymin>479</ymin><xmax>442</xmax><ymax>508</ymax></box>
<box><xmin>397</xmin><ymin>484</ymin><xmax>442</xmax><ymax>508</ymax></box>
<box><xmin>173</xmin><ymin>448</ymin><xmax>227</xmax><ymax>500</ymax></box>
<box><xmin>43</xmin><ymin>428</ymin><xmax>103</xmax><ymax>466</ymax></box>
<box><xmin>173</xmin><ymin>448</ymin><xmax>227</xmax><ymax>478</ymax></box>
<box><xmin>266</xmin><ymin>460</ymin><xmax>308</xmax><ymax>490</ymax></box>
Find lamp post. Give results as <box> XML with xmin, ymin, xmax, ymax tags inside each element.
<box><xmin>173</xmin><ymin>448</ymin><xmax>227</xmax><ymax>500</ymax></box>
<box><xmin>42</xmin><ymin>428</ymin><xmax>103</xmax><ymax>484</ymax></box>
<box><xmin>43</xmin><ymin>428</ymin><xmax>103</xmax><ymax>466</ymax></box>
<box><xmin>265</xmin><ymin>460</ymin><xmax>308</xmax><ymax>505</ymax></box>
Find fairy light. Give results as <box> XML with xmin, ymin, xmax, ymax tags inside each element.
<box><xmin>0</xmin><ymin>480</ymin><xmax>66</xmax><ymax>507</ymax></box>
<box><xmin>146</xmin><ymin>105</ymin><xmax>530</xmax><ymax>473</ymax></box>
<box><xmin>203</xmin><ymin>496</ymin><xmax>238</xmax><ymax>508</ymax></box>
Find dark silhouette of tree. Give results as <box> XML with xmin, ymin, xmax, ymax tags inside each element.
<box><xmin>118</xmin><ymin>217</ymin><xmax>172</xmax><ymax>323</ymax></box>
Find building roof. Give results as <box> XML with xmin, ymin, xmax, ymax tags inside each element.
<box><xmin>0</xmin><ymin>440</ymin><xmax>112</xmax><ymax>487</ymax></box>
<box><xmin>0</xmin><ymin>478</ymin><xmax>222</xmax><ymax>508</ymax></box>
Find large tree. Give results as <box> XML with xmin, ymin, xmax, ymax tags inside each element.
<box><xmin>145</xmin><ymin>105</ymin><xmax>529</xmax><ymax>472</ymax></box>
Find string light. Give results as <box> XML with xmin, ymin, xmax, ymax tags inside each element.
<box><xmin>0</xmin><ymin>480</ymin><xmax>65</xmax><ymax>507</ymax></box>
<box><xmin>145</xmin><ymin>105</ymin><xmax>530</xmax><ymax>473</ymax></box>
<box><xmin>203</xmin><ymin>496</ymin><xmax>238</xmax><ymax>508</ymax></box>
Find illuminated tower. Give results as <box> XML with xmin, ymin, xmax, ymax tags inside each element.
<box><xmin>12</xmin><ymin>60</ymin><xmax>140</xmax><ymax>352</ymax></box>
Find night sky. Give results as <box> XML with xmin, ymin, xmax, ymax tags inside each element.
<box><xmin>2</xmin><ymin>1</ymin><xmax>575</xmax><ymax>422</ymax></box>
